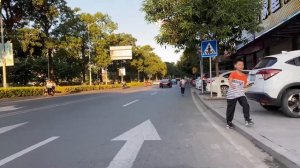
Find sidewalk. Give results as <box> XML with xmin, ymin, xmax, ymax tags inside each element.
<box><xmin>193</xmin><ymin>88</ymin><xmax>300</xmax><ymax>168</ymax></box>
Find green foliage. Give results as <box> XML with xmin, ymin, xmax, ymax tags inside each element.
<box><xmin>165</xmin><ymin>62</ymin><xmax>184</xmax><ymax>78</ymax></box>
<box><xmin>143</xmin><ymin>0</ymin><xmax>263</xmax><ymax>75</ymax></box>
<box><xmin>0</xmin><ymin>87</ymin><xmax>44</xmax><ymax>98</ymax></box>
<box><xmin>1</xmin><ymin>0</ymin><xmax>167</xmax><ymax>86</ymax></box>
<box><xmin>131</xmin><ymin>45</ymin><xmax>167</xmax><ymax>79</ymax></box>
<box><xmin>143</xmin><ymin>0</ymin><xmax>262</xmax><ymax>49</ymax></box>
<box><xmin>0</xmin><ymin>82</ymin><xmax>144</xmax><ymax>98</ymax></box>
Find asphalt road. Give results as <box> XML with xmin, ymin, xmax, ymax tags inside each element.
<box><xmin>0</xmin><ymin>86</ymin><xmax>283</xmax><ymax>168</ymax></box>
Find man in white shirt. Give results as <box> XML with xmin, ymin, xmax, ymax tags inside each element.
<box><xmin>179</xmin><ymin>77</ymin><xmax>187</xmax><ymax>95</ymax></box>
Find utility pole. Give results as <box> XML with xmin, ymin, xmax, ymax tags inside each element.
<box><xmin>87</xmin><ymin>24</ymin><xmax>92</xmax><ymax>86</ymax></box>
<box><xmin>0</xmin><ymin>0</ymin><xmax>7</xmax><ymax>88</ymax></box>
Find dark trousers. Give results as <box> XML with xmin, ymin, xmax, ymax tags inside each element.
<box><xmin>181</xmin><ymin>88</ymin><xmax>185</xmax><ymax>94</ymax></box>
<box><xmin>226</xmin><ymin>96</ymin><xmax>250</xmax><ymax>124</ymax></box>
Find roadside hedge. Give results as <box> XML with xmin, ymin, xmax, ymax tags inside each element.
<box><xmin>0</xmin><ymin>82</ymin><xmax>145</xmax><ymax>99</ymax></box>
<box><xmin>0</xmin><ymin>87</ymin><xmax>44</xmax><ymax>99</ymax></box>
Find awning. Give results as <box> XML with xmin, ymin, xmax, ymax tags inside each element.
<box><xmin>237</xmin><ymin>11</ymin><xmax>300</xmax><ymax>55</ymax></box>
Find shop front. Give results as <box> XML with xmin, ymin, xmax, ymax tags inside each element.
<box><xmin>236</xmin><ymin>0</ymin><xmax>300</xmax><ymax>69</ymax></box>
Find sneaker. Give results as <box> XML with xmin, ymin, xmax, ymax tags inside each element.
<box><xmin>226</xmin><ymin>123</ymin><xmax>234</xmax><ymax>129</ymax></box>
<box><xmin>245</xmin><ymin>120</ymin><xmax>254</xmax><ymax>126</ymax></box>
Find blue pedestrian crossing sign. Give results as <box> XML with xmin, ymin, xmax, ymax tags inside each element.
<box><xmin>201</xmin><ymin>40</ymin><xmax>218</xmax><ymax>58</ymax></box>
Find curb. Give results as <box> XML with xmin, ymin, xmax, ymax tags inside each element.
<box><xmin>193</xmin><ymin>89</ymin><xmax>300</xmax><ymax>168</ymax></box>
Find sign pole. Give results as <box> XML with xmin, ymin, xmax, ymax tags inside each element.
<box><xmin>106</xmin><ymin>69</ymin><xmax>108</xmax><ymax>85</ymax></box>
<box><xmin>200</xmin><ymin>56</ymin><xmax>204</xmax><ymax>94</ymax></box>
<box><xmin>209</xmin><ymin>56</ymin><xmax>212</xmax><ymax>97</ymax></box>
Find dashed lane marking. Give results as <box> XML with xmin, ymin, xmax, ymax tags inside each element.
<box><xmin>123</xmin><ymin>100</ymin><xmax>139</xmax><ymax>107</ymax></box>
<box><xmin>0</xmin><ymin>136</ymin><xmax>59</xmax><ymax>167</ymax></box>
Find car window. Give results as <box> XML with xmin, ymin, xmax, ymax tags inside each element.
<box><xmin>286</xmin><ymin>57</ymin><xmax>300</xmax><ymax>66</ymax></box>
<box><xmin>253</xmin><ymin>57</ymin><xmax>277</xmax><ymax>69</ymax></box>
<box><xmin>223</xmin><ymin>73</ymin><xmax>230</xmax><ymax>78</ymax></box>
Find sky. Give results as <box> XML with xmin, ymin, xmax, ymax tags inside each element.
<box><xmin>66</xmin><ymin>0</ymin><xmax>182</xmax><ymax>63</ymax></box>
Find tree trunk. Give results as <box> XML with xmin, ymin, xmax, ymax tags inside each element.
<box><xmin>215</xmin><ymin>57</ymin><xmax>220</xmax><ymax>77</ymax></box>
<box><xmin>48</xmin><ymin>48</ymin><xmax>54</xmax><ymax>80</ymax></box>
<box><xmin>81</xmin><ymin>43</ymin><xmax>86</xmax><ymax>83</ymax></box>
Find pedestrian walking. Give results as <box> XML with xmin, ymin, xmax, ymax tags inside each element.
<box><xmin>226</xmin><ymin>59</ymin><xmax>254</xmax><ymax>129</ymax></box>
<box><xmin>179</xmin><ymin>77</ymin><xmax>187</xmax><ymax>95</ymax></box>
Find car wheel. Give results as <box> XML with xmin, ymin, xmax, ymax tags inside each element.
<box><xmin>282</xmin><ymin>89</ymin><xmax>300</xmax><ymax>118</ymax></box>
<box><xmin>260</xmin><ymin>104</ymin><xmax>280</xmax><ymax>111</ymax></box>
<box><xmin>220</xmin><ymin>85</ymin><xmax>229</xmax><ymax>97</ymax></box>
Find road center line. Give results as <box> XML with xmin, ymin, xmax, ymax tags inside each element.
<box><xmin>0</xmin><ymin>136</ymin><xmax>59</xmax><ymax>167</ymax></box>
<box><xmin>123</xmin><ymin>99</ymin><xmax>139</xmax><ymax>107</ymax></box>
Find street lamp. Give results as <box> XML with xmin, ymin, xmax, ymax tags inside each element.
<box><xmin>0</xmin><ymin>0</ymin><xmax>7</xmax><ymax>88</ymax></box>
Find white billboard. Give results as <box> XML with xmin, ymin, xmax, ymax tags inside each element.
<box><xmin>0</xmin><ymin>42</ymin><xmax>14</xmax><ymax>67</ymax></box>
<box><xmin>110</xmin><ymin>46</ymin><xmax>132</xmax><ymax>61</ymax></box>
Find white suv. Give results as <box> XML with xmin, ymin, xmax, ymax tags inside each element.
<box><xmin>246</xmin><ymin>50</ymin><xmax>300</xmax><ymax>118</ymax></box>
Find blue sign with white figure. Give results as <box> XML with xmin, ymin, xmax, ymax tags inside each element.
<box><xmin>201</xmin><ymin>40</ymin><xmax>218</xmax><ymax>58</ymax></box>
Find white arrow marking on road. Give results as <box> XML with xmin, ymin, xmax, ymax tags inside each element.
<box><xmin>0</xmin><ymin>122</ymin><xmax>28</xmax><ymax>135</ymax></box>
<box><xmin>107</xmin><ymin>120</ymin><xmax>161</xmax><ymax>168</ymax></box>
<box><xmin>122</xmin><ymin>99</ymin><xmax>139</xmax><ymax>107</ymax></box>
<box><xmin>0</xmin><ymin>136</ymin><xmax>59</xmax><ymax>167</ymax></box>
<box><xmin>0</xmin><ymin>106</ymin><xmax>23</xmax><ymax>112</ymax></box>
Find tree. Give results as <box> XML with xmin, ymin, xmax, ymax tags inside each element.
<box><xmin>80</xmin><ymin>12</ymin><xmax>117</xmax><ymax>71</ymax></box>
<box><xmin>55</xmin><ymin>10</ymin><xmax>118</xmax><ymax>83</ymax></box>
<box><xmin>143</xmin><ymin>0</ymin><xmax>262</xmax><ymax>76</ymax></box>
<box><xmin>1</xmin><ymin>0</ymin><xmax>31</xmax><ymax>36</ymax></box>
<box><xmin>131</xmin><ymin>45</ymin><xmax>166</xmax><ymax>81</ymax></box>
<box><xmin>165</xmin><ymin>62</ymin><xmax>183</xmax><ymax>78</ymax></box>
<box><xmin>30</xmin><ymin>0</ymin><xmax>73</xmax><ymax>79</ymax></box>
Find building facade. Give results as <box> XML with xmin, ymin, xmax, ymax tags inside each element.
<box><xmin>236</xmin><ymin>0</ymin><xmax>300</xmax><ymax>69</ymax></box>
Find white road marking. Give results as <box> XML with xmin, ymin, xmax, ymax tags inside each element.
<box><xmin>150</xmin><ymin>92</ymin><xmax>158</xmax><ymax>96</ymax></box>
<box><xmin>0</xmin><ymin>106</ymin><xmax>23</xmax><ymax>112</ymax></box>
<box><xmin>0</xmin><ymin>136</ymin><xmax>59</xmax><ymax>167</ymax></box>
<box><xmin>0</xmin><ymin>96</ymin><xmax>102</xmax><ymax>119</ymax></box>
<box><xmin>0</xmin><ymin>122</ymin><xmax>28</xmax><ymax>135</ymax></box>
<box><xmin>191</xmin><ymin>91</ymin><xmax>268</xmax><ymax>168</ymax></box>
<box><xmin>107</xmin><ymin>120</ymin><xmax>161</xmax><ymax>168</ymax></box>
<box><xmin>122</xmin><ymin>99</ymin><xmax>139</xmax><ymax>107</ymax></box>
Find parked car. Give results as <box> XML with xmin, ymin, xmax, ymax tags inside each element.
<box><xmin>195</xmin><ymin>77</ymin><xmax>207</xmax><ymax>91</ymax></box>
<box><xmin>246</xmin><ymin>50</ymin><xmax>300</xmax><ymax>118</ymax></box>
<box><xmin>159</xmin><ymin>79</ymin><xmax>172</xmax><ymax>88</ymax></box>
<box><xmin>206</xmin><ymin>70</ymin><xmax>250</xmax><ymax>96</ymax></box>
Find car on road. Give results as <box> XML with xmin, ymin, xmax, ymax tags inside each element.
<box><xmin>159</xmin><ymin>79</ymin><xmax>172</xmax><ymax>88</ymax></box>
<box><xmin>246</xmin><ymin>50</ymin><xmax>300</xmax><ymax>118</ymax></box>
<box><xmin>206</xmin><ymin>70</ymin><xmax>250</xmax><ymax>96</ymax></box>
